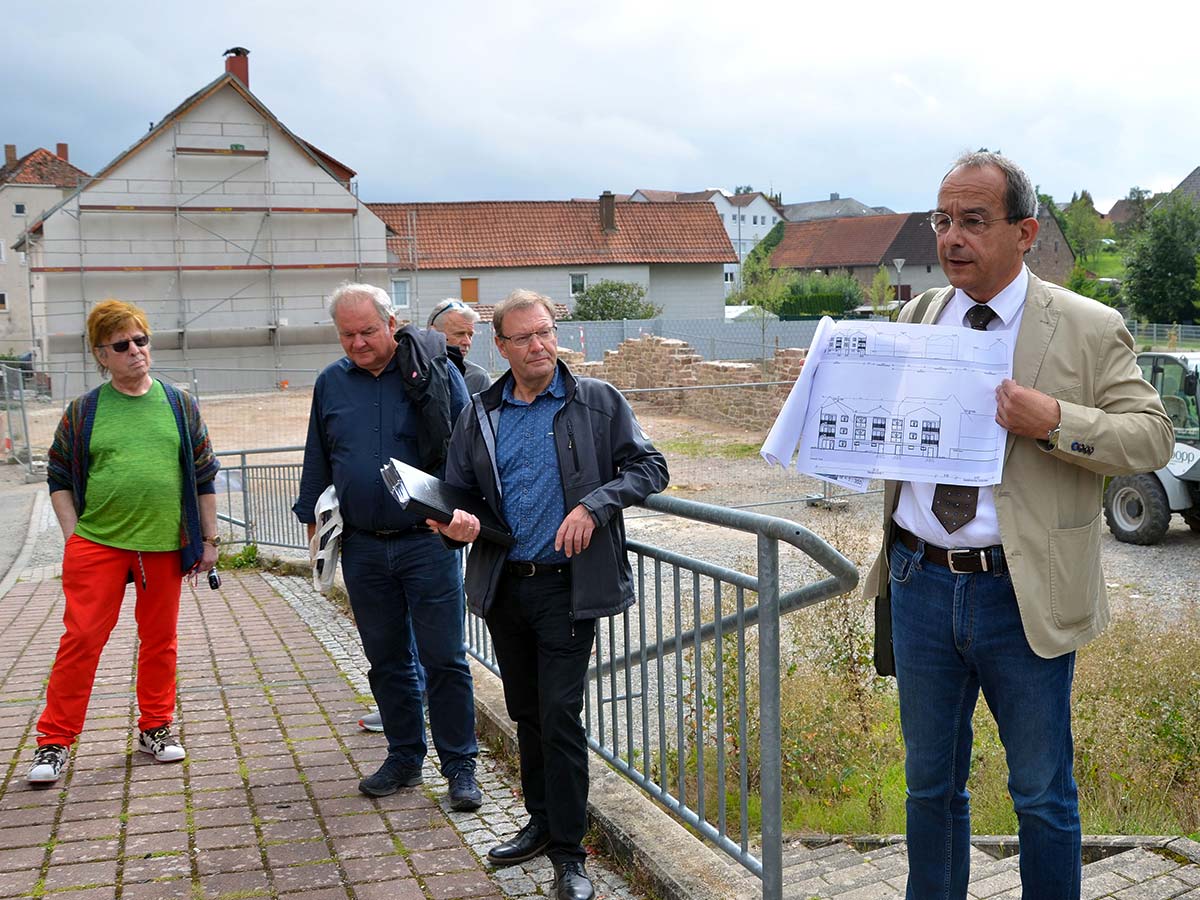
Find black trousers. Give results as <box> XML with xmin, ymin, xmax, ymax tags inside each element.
<box><xmin>486</xmin><ymin>571</ymin><xmax>596</xmax><ymax>864</ymax></box>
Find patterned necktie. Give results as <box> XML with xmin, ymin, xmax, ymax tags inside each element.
<box><xmin>930</xmin><ymin>304</ymin><xmax>998</xmax><ymax>534</ymax></box>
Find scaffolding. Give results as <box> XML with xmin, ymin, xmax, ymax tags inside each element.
<box><xmin>28</xmin><ymin>118</ymin><xmax>395</xmax><ymax>387</ymax></box>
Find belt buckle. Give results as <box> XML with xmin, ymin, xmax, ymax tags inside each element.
<box><xmin>948</xmin><ymin>548</ymin><xmax>987</xmax><ymax>574</ymax></box>
<box><xmin>510</xmin><ymin>561</ymin><xmax>536</xmax><ymax>577</ymax></box>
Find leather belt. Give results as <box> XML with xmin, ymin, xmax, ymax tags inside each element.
<box><xmin>895</xmin><ymin>527</ymin><xmax>1005</xmax><ymax>575</ymax></box>
<box><xmin>503</xmin><ymin>560</ymin><xmax>571</xmax><ymax>578</ymax></box>
<box><xmin>359</xmin><ymin>524</ymin><xmax>433</xmax><ymax>537</ymax></box>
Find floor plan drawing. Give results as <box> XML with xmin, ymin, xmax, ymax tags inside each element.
<box><xmin>763</xmin><ymin>317</ymin><xmax>1014</xmax><ymax>486</ymax></box>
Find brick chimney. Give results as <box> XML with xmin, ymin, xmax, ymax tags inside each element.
<box><xmin>223</xmin><ymin>46</ymin><xmax>250</xmax><ymax>87</ymax></box>
<box><xmin>56</xmin><ymin>143</ymin><xmax>69</xmax><ymax>162</ymax></box>
<box><xmin>4</xmin><ymin>145</ymin><xmax>16</xmax><ymax>167</ymax></box>
<box><xmin>599</xmin><ymin>190</ymin><xmax>617</xmax><ymax>234</ymax></box>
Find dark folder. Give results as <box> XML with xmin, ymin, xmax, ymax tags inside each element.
<box><xmin>380</xmin><ymin>458</ymin><xmax>514</xmax><ymax>548</ymax></box>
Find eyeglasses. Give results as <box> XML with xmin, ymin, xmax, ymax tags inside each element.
<box><xmin>497</xmin><ymin>326</ymin><xmax>557</xmax><ymax>348</ymax></box>
<box><xmin>95</xmin><ymin>334</ymin><xmax>150</xmax><ymax>353</ymax></box>
<box><xmin>928</xmin><ymin>212</ymin><xmax>1018</xmax><ymax>235</ymax></box>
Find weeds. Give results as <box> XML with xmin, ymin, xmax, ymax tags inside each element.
<box><xmin>217</xmin><ymin>543</ymin><xmax>260</xmax><ymax>570</ymax></box>
<box><xmin>672</xmin><ymin>599</ymin><xmax>1199</xmax><ymax>838</ymax></box>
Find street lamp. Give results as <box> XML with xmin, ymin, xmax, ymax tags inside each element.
<box><xmin>892</xmin><ymin>258</ymin><xmax>906</xmax><ymax>307</ymax></box>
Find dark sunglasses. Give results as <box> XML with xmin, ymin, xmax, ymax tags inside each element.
<box><xmin>96</xmin><ymin>334</ymin><xmax>150</xmax><ymax>353</ymax></box>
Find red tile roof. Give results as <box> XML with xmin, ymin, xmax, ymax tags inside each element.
<box><xmin>0</xmin><ymin>148</ymin><xmax>89</xmax><ymax>189</ymax></box>
<box><xmin>770</xmin><ymin>214</ymin><xmax>910</xmax><ymax>269</ymax></box>
<box><xmin>369</xmin><ymin>201</ymin><xmax>737</xmax><ymax>270</ymax></box>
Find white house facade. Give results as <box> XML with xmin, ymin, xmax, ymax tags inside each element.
<box><xmin>370</xmin><ymin>193</ymin><xmax>736</xmax><ymax>321</ymax></box>
<box><xmin>0</xmin><ymin>145</ymin><xmax>88</xmax><ymax>357</ymax></box>
<box><xmin>17</xmin><ymin>51</ymin><xmax>390</xmax><ymax>394</ymax></box>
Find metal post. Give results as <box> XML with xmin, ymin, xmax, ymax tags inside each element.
<box><xmin>240</xmin><ymin>452</ymin><xmax>254</xmax><ymax>545</ymax></box>
<box><xmin>757</xmin><ymin>533</ymin><xmax>783</xmax><ymax>900</ymax></box>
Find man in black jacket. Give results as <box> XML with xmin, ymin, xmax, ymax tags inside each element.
<box><xmin>428</xmin><ymin>290</ymin><xmax>668</xmax><ymax>900</ymax></box>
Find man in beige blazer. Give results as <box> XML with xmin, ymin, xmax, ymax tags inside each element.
<box><xmin>863</xmin><ymin>152</ymin><xmax>1172</xmax><ymax>900</ymax></box>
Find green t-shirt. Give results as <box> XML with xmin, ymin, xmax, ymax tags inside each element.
<box><xmin>76</xmin><ymin>381</ymin><xmax>184</xmax><ymax>552</ymax></box>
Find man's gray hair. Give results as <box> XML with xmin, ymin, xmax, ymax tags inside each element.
<box><xmin>493</xmin><ymin>290</ymin><xmax>557</xmax><ymax>337</ymax></box>
<box><xmin>946</xmin><ymin>151</ymin><xmax>1039</xmax><ymax>221</ymax></box>
<box><xmin>328</xmin><ymin>282</ymin><xmax>393</xmax><ymax>324</ymax></box>
<box><xmin>427</xmin><ymin>298</ymin><xmax>481</xmax><ymax>328</ymax></box>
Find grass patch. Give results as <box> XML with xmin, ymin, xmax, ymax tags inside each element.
<box><xmin>659</xmin><ymin>435</ymin><xmax>762</xmax><ymax>460</ymax></box>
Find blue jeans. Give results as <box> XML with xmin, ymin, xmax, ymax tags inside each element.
<box><xmin>340</xmin><ymin>529</ymin><xmax>477</xmax><ymax>776</ymax></box>
<box><xmin>889</xmin><ymin>537</ymin><xmax>1080</xmax><ymax>900</ymax></box>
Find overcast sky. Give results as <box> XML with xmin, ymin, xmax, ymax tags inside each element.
<box><xmin>5</xmin><ymin>0</ymin><xmax>1194</xmax><ymax>215</ymax></box>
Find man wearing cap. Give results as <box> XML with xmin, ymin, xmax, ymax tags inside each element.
<box><xmin>428</xmin><ymin>298</ymin><xmax>491</xmax><ymax>395</ymax></box>
<box><xmin>863</xmin><ymin>151</ymin><xmax>1172</xmax><ymax>899</ymax></box>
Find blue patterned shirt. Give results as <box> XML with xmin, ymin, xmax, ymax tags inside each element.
<box><xmin>497</xmin><ymin>369</ymin><xmax>567</xmax><ymax>562</ymax></box>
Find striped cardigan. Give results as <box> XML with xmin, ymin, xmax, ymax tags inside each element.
<box><xmin>47</xmin><ymin>380</ymin><xmax>220</xmax><ymax>574</ymax></box>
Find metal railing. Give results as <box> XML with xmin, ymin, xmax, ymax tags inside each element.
<box><xmin>1</xmin><ymin>365</ymin><xmax>34</xmax><ymax>474</ymax></box>
<box><xmin>210</xmin><ymin>447</ymin><xmax>859</xmax><ymax>898</ymax></box>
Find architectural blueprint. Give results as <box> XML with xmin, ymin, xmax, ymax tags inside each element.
<box><xmin>762</xmin><ymin>316</ymin><xmax>1013</xmax><ymax>486</ymax></box>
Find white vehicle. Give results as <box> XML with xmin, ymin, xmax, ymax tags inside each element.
<box><xmin>1104</xmin><ymin>351</ymin><xmax>1200</xmax><ymax>544</ymax></box>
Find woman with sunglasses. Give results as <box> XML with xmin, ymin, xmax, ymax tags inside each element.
<box><xmin>27</xmin><ymin>299</ymin><xmax>220</xmax><ymax>785</ymax></box>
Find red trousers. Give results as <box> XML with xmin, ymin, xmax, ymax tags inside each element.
<box><xmin>37</xmin><ymin>534</ymin><xmax>183</xmax><ymax>746</ymax></box>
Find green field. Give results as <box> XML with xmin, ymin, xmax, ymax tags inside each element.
<box><xmin>1083</xmin><ymin>248</ymin><xmax>1126</xmax><ymax>279</ymax></box>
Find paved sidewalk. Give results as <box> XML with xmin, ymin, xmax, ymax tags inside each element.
<box><xmin>0</xmin><ymin>553</ymin><xmax>640</xmax><ymax>899</ymax></box>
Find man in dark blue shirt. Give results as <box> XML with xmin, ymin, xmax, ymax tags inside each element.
<box><xmin>293</xmin><ymin>283</ymin><xmax>481</xmax><ymax>810</ymax></box>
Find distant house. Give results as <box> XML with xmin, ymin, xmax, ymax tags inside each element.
<box><xmin>628</xmin><ymin>188</ymin><xmax>784</xmax><ymax>290</ymax></box>
<box><xmin>1169</xmin><ymin>166</ymin><xmax>1200</xmax><ymax>206</ymax></box>
<box><xmin>15</xmin><ymin>49</ymin><xmax>392</xmax><ymax>383</ymax></box>
<box><xmin>0</xmin><ymin>144</ymin><xmax>89</xmax><ymax>355</ymax></box>
<box><xmin>780</xmin><ymin>193</ymin><xmax>894</xmax><ymax>222</ymax></box>
<box><xmin>769</xmin><ymin>213</ymin><xmax>941</xmax><ymax>301</ymax></box>
<box><xmin>1026</xmin><ymin>204</ymin><xmax>1074</xmax><ymax>285</ymax></box>
<box><xmin>369</xmin><ymin>192</ymin><xmax>736</xmax><ymax>320</ymax></box>
<box><xmin>772</xmin><ymin>207</ymin><xmax>1076</xmax><ymax>299</ymax></box>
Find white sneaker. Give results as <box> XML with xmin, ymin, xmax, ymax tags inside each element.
<box><xmin>27</xmin><ymin>744</ymin><xmax>69</xmax><ymax>784</ymax></box>
<box><xmin>359</xmin><ymin>710</ymin><xmax>384</xmax><ymax>732</ymax></box>
<box><xmin>137</xmin><ymin>725</ymin><xmax>186</xmax><ymax>762</ymax></box>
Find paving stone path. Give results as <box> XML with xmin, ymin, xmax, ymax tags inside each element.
<box><xmin>0</xmin><ymin>559</ymin><xmax>639</xmax><ymax>899</ymax></box>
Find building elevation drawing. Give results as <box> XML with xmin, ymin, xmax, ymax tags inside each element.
<box><xmin>762</xmin><ymin>317</ymin><xmax>1013</xmax><ymax>487</ymax></box>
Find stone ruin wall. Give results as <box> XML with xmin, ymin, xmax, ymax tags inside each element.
<box><xmin>563</xmin><ymin>336</ymin><xmax>806</xmax><ymax>431</ymax></box>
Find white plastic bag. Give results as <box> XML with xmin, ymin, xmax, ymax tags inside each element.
<box><xmin>310</xmin><ymin>484</ymin><xmax>342</xmax><ymax>594</ymax></box>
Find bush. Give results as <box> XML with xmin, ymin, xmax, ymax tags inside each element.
<box><xmin>778</xmin><ymin>272</ymin><xmax>862</xmax><ymax>318</ymax></box>
<box><xmin>567</xmin><ymin>280</ymin><xmax>662</xmax><ymax>321</ymax></box>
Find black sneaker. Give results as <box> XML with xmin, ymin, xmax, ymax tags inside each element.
<box><xmin>27</xmin><ymin>744</ymin><xmax>69</xmax><ymax>784</ymax></box>
<box><xmin>448</xmin><ymin>768</ymin><xmax>483</xmax><ymax>811</ymax></box>
<box><xmin>358</xmin><ymin>759</ymin><xmax>423</xmax><ymax>797</ymax></box>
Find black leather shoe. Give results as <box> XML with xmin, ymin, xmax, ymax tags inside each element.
<box><xmin>487</xmin><ymin>820</ymin><xmax>550</xmax><ymax>865</ymax></box>
<box><xmin>358</xmin><ymin>759</ymin><xmax>423</xmax><ymax>797</ymax></box>
<box><xmin>552</xmin><ymin>860</ymin><xmax>594</xmax><ymax>900</ymax></box>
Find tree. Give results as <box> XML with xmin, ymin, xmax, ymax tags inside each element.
<box><xmin>1062</xmin><ymin>191</ymin><xmax>1107</xmax><ymax>262</ymax></box>
<box><xmin>1123</xmin><ymin>194</ymin><xmax>1200</xmax><ymax>324</ymax></box>
<box><xmin>867</xmin><ymin>265</ymin><xmax>893</xmax><ymax>313</ymax></box>
<box><xmin>733</xmin><ymin>185</ymin><xmax>754</xmax><ymax>195</ymax></box>
<box><xmin>726</xmin><ymin>251</ymin><xmax>797</xmax><ymax>316</ymax></box>
<box><xmin>567</xmin><ymin>280</ymin><xmax>662</xmax><ymax>321</ymax></box>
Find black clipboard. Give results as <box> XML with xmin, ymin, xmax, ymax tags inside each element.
<box><xmin>380</xmin><ymin>458</ymin><xmax>515</xmax><ymax>548</ymax></box>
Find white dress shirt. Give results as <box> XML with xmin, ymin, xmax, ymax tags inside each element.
<box><xmin>892</xmin><ymin>266</ymin><xmax>1029</xmax><ymax>548</ymax></box>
